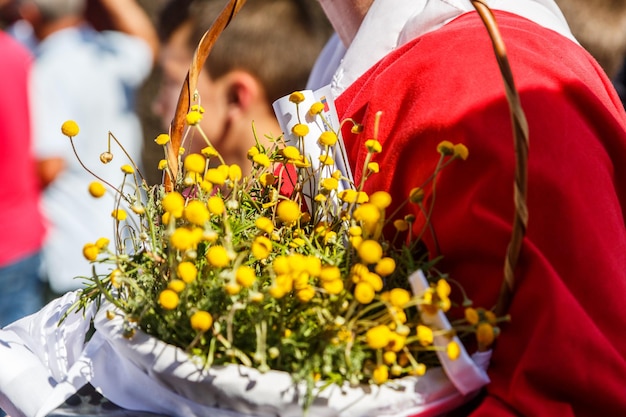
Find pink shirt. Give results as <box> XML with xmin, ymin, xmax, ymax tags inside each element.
<box><xmin>0</xmin><ymin>31</ymin><xmax>45</xmax><ymax>265</ymax></box>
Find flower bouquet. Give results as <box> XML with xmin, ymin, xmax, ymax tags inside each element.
<box><xmin>2</xmin><ymin>1</ymin><xmax>528</xmax><ymax>416</ymax></box>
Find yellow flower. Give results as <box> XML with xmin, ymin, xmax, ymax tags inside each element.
<box><xmin>207</xmin><ymin>196</ymin><xmax>225</xmax><ymax>215</ymax></box>
<box><xmin>255</xmin><ymin>216</ymin><xmax>274</xmax><ymax>234</ymax></box>
<box><xmin>338</xmin><ymin>189</ymin><xmax>357</xmax><ymax>203</ymax></box>
<box><xmin>367</xmin><ymin>162</ymin><xmax>380</xmax><ymax>173</ymax></box>
<box><xmin>383</xmin><ymin>351</ymin><xmax>397</xmax><ymax>365</ymax></box>
<box><xmin>229</xmin><ymin>164</ymin><xmax>242</xmax><ymax>182</ymax></box>
<box><xmin>465</xmin><ymin>307</ymin><xmax>480</xmax><ymax>325</ymax></box>
<box><xmin>372</xmin><ymin>365</ymin><xmax>389</xmax><ymax>384</ymax></box>
<box><xmin>369</xmin><ymin>191</ymin><xmax>391</xmax><ymax>210</ymax></box>
<box><xmin>207</xmin><ymin>245</ymin><xmax>230</xmax><ymax>268</ymax></box>
<box><xmin>190</xmin><ymin>104</ymin><xmax>205</xmax><ymax>114</ymax></box>
<box><xmin>186</xmin><ymin>110</ymin><xmax>203</xmax><ymax>125</ymax></box>
<box><xmin>393</xmin><ymin>219</ymin><xmax>409</xmax><ymax>232</ymax></box>
<box><xmin>168</xmin><ymin>279</ymin><xmax>186</xmax><ymax>293</ymax></box>
<box><xmin>201</xmin><ymin>146</ymin><xmax>219</xmax><ymax>158</ymax></box>
<box><xmin>309</xmin><ymin>101</ymin><xmax>325</xmax><ymax>115</ymax></box>
<box><xmin>61</xmin><ymin>120</ymin><xmax>79</xmax><ymax>137</ymax></box>
<box><xmin>88</xmin><ymin>181</ymin><xmax>106</xmax><ymax>198</ymax></box>
<box><xmin>365</xmin><ymin>325</ymin><xmax>391</xmax><ymax>349</ymax></box>
<box><xmin>477</xmin><ymin>322</ymin><xmax>495</xmax><ymax>347</ymax></box>
<box><xmin>416</xmin><ymin>325</ymin><xmax>434</xmax><ymax>346</ymax></box>
<box><xmin>236</xmin><ymin>265</ymin><xmax>256</xmax><ymax>288</ymax></box>
<box><xmin>121</xmin><ymin>164</ymin><xmax>134</xmax><ymax>174</ymax></box>
<box><xmin>447</xmin><ymin>341</ymin><xmax>461</xmax><ymax>360</ymax></box>
<box><xmin>190</xmin><ymin>311</ymin><xmax>213</xmax><ymax>332</ymax></box>
<box><xmin>375</xmin><ymin>257</ymin><xmax>396</xmax><ymax>277</ymax></box>
<box><xmin>259</xmin><ymin>172</ymin><xmax>275</xmax><ymax>187</ymax></box>
<box><xmin>319</xmin><ymin>155</ymin><xmax>334</xmax><ymax>166</ymax></box>
<box><xmin>184</xmin><ymin>153</ymin><xmax>206</xmax><ymax>173</ymax></box>
<box><xmin>95</xmin><ymin>237</ymin><xmax>109</xmax><ymax>249</ymax></box>
<box><xmin>365</xmin><ymin>139</ymin><xmax>382</xmax><ymax>153</ymax></box>
<box><xmin>289</xmin><ymin>91</ymin><xmax>305</xmax><ymax>103</ymax></box>
<box><xmin>318</xmin><ymin>131</ymin><xmax>338</xmax><ymax>146</ymax></box>
<box><xmin>291</xmin><ymin>123</ymin><xmax>309</xmax><ymax>137</ymax></box>
<box><xmin>321</xmin><ymin>177</ymin><xmax>338</xmax><ymax>191</ymax></box>
<box><xmin>82</xmin><ymin>243</ymin><xmax>98</xmax><ymax>261</ymax></box>
<box><xmin>454</xmin><ymin>143</ymin><xmax>469</xmax><ymax>160</ymax></box>
<box><xmin>111</xmin><ymin>209</ymin><xmax>127</xmax><ymax>221</ymax></box>
<box><xmin>177</xmin><ymin>261</ymin><xmax>197</xmax><ymax>283</ymax></box>
<box><xmin>321</xmin><ymin>279</ymin><xmax>343</xmax><ymax>295</ymax></box>
<box><xmin>252</xmin><ymin>153</ymin><xmax>271</xmax><ymax>168</ymax></box>
<box><xmin>184</xmin><ymin>200</ymin><xmax>209</xmax><ymax>226</ymax></box>
<box><xmin>282</xmin><ymin>146</ymin><xmax>301</xmax><ymax>160</ymax></box>
<box><xmin>158</xmin><ymin>159</ymin><xmax>168</xmax><ymax>170</ymax></box>
<box><xmin>159</xmin><ymin>289</ymin><xmax>179</xmax><ymax>310</ymax></box>
<box><xmin>409</xmin><ymin>187</ymin><xmax>425</xmax><ymax>204</ymax></box>
<box><xmin>362</xmin><ymin>272</ymin><xmax>383</xmax><ymax>291</ymax></box>
<box><xmin>297</xmin><ymin>286</ymin><xmax>316</xmax><ymax>303</ymax></box>
<box><xmin>357</xmin><ymin>240</ymin><xmax>383</xmax><ymax>264</ymax></box>
<box><xmin>389</xmin><ymin>288</ymin><xmax>411</xmax><ymax>308</ymax></box>
<box><xmin>205</xmin><ymin>168</ymin><xmax>226</xmax><ymax>185</ymax></box>
<box><xmin>162</xmin><ymin>192</ymin><xmax>185</xmax><ymax>218</ymax></box>
<box><xmin>247</xmin><ymin>146</ymin><xmax>259</xmax><ymax>159</ymax></box>
<box><xmin>252</xmin><ymin>236</ymin><xmax>272</xmax><ymax>260</ymax></box>
<box><xmin>225</xmin><ymin>282</ymin><xmax>242</xmax><ymax>295</ymax></box>
<box><xmin>170</xmin><ymin>228</ymin><xmax>196</xmax><ymax>251</ymax></box>
<box><xmin>109</xmin><ymin>269</ymin><xmax>122</xmax><ymax>288</ymax></box>
<box><xmin>437</xmin><ymin>140</ymin><xmax>455</xmax><ymax>156</ymax></box>
<box><xmin>387</xmin><ymin>331</ymin><xmax>407</xmax><ymax>352</ymax></box>
<box><xmin>155</xmin><ymin>133</ymin><xmax>170</xmax><ymax>145</ymax></box>
<box><xmin>354</xmin><ymin>281</ymin><xmax>375</xmax><ymax>304</ymax></box>
<box><xmin>276</xmin><ymin>199</ymin><xmax>300</xmax><ymax>224</ymax></box>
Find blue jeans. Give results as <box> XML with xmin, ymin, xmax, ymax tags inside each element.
<box><xmin>0</xmin><ymin>251</ymin><xmax>44</xmax><ymax>327</ymax></box>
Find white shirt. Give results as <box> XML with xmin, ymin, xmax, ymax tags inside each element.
<box><xmin>308</xmin><ymin>0</ymin><xmax>577</xmax><ymax>97</ymax></box>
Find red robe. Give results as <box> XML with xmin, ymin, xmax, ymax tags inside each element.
<box><xmin>336</xmin><ymin>11</ymin><xmax>626</xmax><ymax>416</ymax></box>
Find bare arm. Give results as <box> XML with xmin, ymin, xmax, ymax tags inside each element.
<box><xmin>95</xmin><ymin>0</ymin><xmax>159</xmax><ymax>63</ymax></box>
<box><xmin>37</xmin><ymin>157</ymin><xmax>65</xmax><ymax>188</ymax></box>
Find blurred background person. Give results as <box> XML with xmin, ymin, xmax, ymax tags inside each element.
<box><xmin>0</xmin><ymin>8</ymin><xmax>46</xmax><ymax>328</ymax></box>
<box><xmin>151</xmin><ymin>0</ymin><xmax>333</xmax><ymax>177</ymax></box>
<box><xmin>18</xmin><ymin>0</ymin><xmax>159</xmax><ymax>297</ymax></box>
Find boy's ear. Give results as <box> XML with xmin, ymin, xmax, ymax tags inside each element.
<box><xmin>225</xmin><ymin>70</ymin><xmax>266</xmax><ymax>115</ymax></box>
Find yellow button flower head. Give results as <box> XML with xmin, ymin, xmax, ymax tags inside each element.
<box><xmin>338</xmin><ymin>189</ymin><xmax>357</xmax><ymax>203</ymax></box>
<box><xmin>354</xmin><ymin>281</ymin><xmax>375</xmax><ymax>304</ymax></box>
<box><xmin>186</xmin><ymin>109</ymin><xmax>203</xmax><ymax>126</ymax></box>
<box><xmin>236</xmin><ymin>265</ymin><xmax>256</xmax><ymax>288</ymax></box>
<box><xmin>82</xmin><ymin>243</ymin><xmax>98</xmax><ymax>261</ymax></box>
<box><xmin>318</xmin><ymin>131</ymin><xmax>338</xmax><ymax>146</ymax></box>
<box><xmin>207</xmin><ymin>196</ymin><xmax>225</xmax><ymax>215</ymax></box>
<box><xmin>319</xmin><ymin>155</ymin><xmax>334</xmax><ymax>166</ymax></box>
<box><xmin>112</xmin><ymin>209</ymin><xmax>127</xmax><ymax>221</ymax></box>
<box><xmin>416</xmin><ymin>325</ymin><xmax>434</xmax><ymax>346</ymax></box>
<box><xmin>464</xmin><ymin>307</ymin><xmax>480</xmax><ymax>325</ymax></box>
<box><xmin>369</xmin><ymin>191</ymin><xmax>392</xmax><ymax>210</ymax></box>
<box><xmin>447</xmin><ymin>341</ymin><xmax>461</xmax><ymax>360</ymax></box>
<box><xmin>158</xmin><ymin>159</ymin><xmax>168</xmax><ymax>170</ymax></box>
<box><xmin>454</xmin><ymin>143</ymin><xmax>469</xmax><ymax>160</ymax></box>
<box><xmin>255</xmin><ymin>216</ymin><xmax>274</xmax><ymax>234</ymax></box>
<box><xmin>159</xmin><ymin>289</ymin><xmax>179</xmax><ymax>310</ymax></box>
<box><xmin>252</xmin><ymin>153</ymin><xmax>271</xmax><ymax>168</ymax></box>
<box><xmin>252</xmin><ymin>236</ymin><xmax>272</xmax><ymax>260</ymax></box>
<box><xmin>95</xmin><ymin>237</ymin><xmax>109</xmax><ymax>249</ymax></box>
<box><xmin>168</xmin><ymin>279</ymin><xmax>186</xmax><ymax>293</ymax></box>
<box><xmin>205</xmin><ymin>168</ymin><xmax>226</xmax><ymax>185</ymax></box>
<box><xmin>276</xmin><ymin>199</ymin><xmax>300</xmax><ymax>224</ymax></box>
<box><xmin>259</xmin><ymin>172</ymin><xmax>276</xmax><ymax>187</ymax></box>
<box><xmin>177</xmin><ymin>261</ymin><xmax>198</xmax><ymax>283</ymax></box>
<box><xmin>170</xmin><ymin>228</ymin><xmax>195</xmax><ymax>251</ymax></box>
<box><xmin>201</xmin><ymin>146</ymin><xmax>219</xmax><ymax>158</ymax></box>
<box><xmin>363</xmin><ymin>271</ymin><xmax>383</xmax><ymax>291</ymax></box>
<box><xmin>321</xmin><ymin>177</ymin><xmax>338</xmax><ymax>191</ymax></box>
<box><xmin>375</xmin><ymin>257</ymin><xmax>396</xmax><ymax>277</ymax></box>
<box><xmin>393</xmin><ymin>219</ymin><xmax>409</xmax><ymax>232</ymax></box>
<box><xmin>357</xmin><ymin>240</ymin><xmax>383</xmax><ymax>264</ymax></box>
<box><xmin>437</xmin><ymin>140</ymin><xmax>455</xmax><ymax>156</ymax></box>
<box><xmin>162</xmin><ymin>192</ymin><xmax>185</xmax><ymax>218</ymax></box>
<box><xmin>409</xmin><ymin>187</ymin><xmax>425</xmax><ymax>204</ymax></box>
<box><xmin>88</xmin><ymin>181</ymin><xmax>106</xmax><ymax>198</ymax></box>
<box><xmin>229</xmin><ymin>164</ymin><xmax>242</xmax><ymax>182</ymax></box>
<box><xmin>184</xmin><ymin>200</ymin><xmax>209</xmax><ymax>226</ymax></box>
<box><xmin>207</xmin><ymin>245</ymin><xmax>230</xmax><ymax>267</ymax></box>
<box><xmin>155</xmin><ymin>133</ymin><xmax>170</xmax><ymax>145</ymax></box>
<box><xmin>291</xmin><ymin>123</ymin><xmax>309</xmax><ymax>137</ymax></box>
<box><xmin>322</xmin><ymin>278</ymin><xmax>343</xmax><ymax>295</ymax></box>
<box><xmin>289</xmin><ymin>91</ymin><xmax>305</xmax><ymax>104</ymax></box>
<box><xmin>190</xmin><ymin>311</ymin><xmax>213</xmax><ymax>332</ymax></box>
<box><xmin>120</xmin><ymin>164</ymin><xmax>134</xmax><ymax>174</ymax></box>
<box><xmin>297</xmin><ymin>286</ymin><xmax>316</xmax><ymax>303</ymax></box>
<box><xmin>184</xmin><ymin>153</ymin><xmax>206</xmax><ymax>174</ymax></box>
<box><xmin>367</xmin><ymin>162</ymin><xmax>380</xmax><ymax>173</ymax></box>
<box><xmin>389</xmin><ymin>288</ymin><xmax>411</xmax><ymax>308</ymax></box>
<box><xmin>365</xmin><ymin>324</ymin><xmax>391</xmax><ymax>349</ymax></box>
<box><xmin>225</xmin><ymin>282</ymin><xmax>242</xmax><ymax>295</ymax></box>
<box><xmin>365</xmin><ymin>139</ymin><xmax>382</xmax><ymax>153</ymax></box>
<box><xmin>477</xmin><ymin>322</ymin><xmax>495</xmax><ymax>347</ymax></box>
<box><xmin>387</xmin><ymin>330</ymin><xmax>407</xmax><ymax>352</ymax></box>
<box><xmin>247</xmin><ymin>146</ymin><xmax>259</xmax><ymax>159</ymax></box>
<box><xmin>309</xmin><ymin>101</ymin><xmax>325</xmax><ymax>116</ymax></box>
<box><xmin>282</xmin><ymin>146</ymin><xmax>301</xmax><ymax>161</ymax></box>
<box><xmin>61</xmin><ymin>120</ymin><xmax>79</xmax><ymax>137</ymax></box>
<box><xmin>372</xmin><ymin>364</ymin><xmax>389</xmax><ymax>384</ymax></box>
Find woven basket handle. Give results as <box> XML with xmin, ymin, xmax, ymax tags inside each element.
<box><xmin>470</xmin><ymin>0</ymin><xmax>529</xmax><ymax>316</ymax></box>
<box><xmin>164</xmin><ymin>0</ymin><xmax>248</xmax><ymax>191</ymax></box>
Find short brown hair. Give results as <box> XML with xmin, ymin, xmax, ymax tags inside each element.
<box><xmin>159</xmin><ymin>0</ymin><xmax>332</xmax><ymax>103</ymax></box>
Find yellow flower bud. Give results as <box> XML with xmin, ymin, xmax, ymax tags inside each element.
<box><xmin>289</xmin><ymin>91</ymin><xmax>305</xmax><ymax>104</ymax></box>
<box><xmin>354</xmin><ymin>281</ymin><xmax>375</xmax><ymax>304</ymax></box>
<box><xmin>184</xmin><ymin>153</ymin><xmax>206</xmax><ymax>173</ymax></box>
<box><xmin>372</xmin><ymin>365</ymin><xmax>389</xmax><ymax>384</ymax></box>
<box><xmin>112</xmin><ymin>209</ymin><xmax>127</xmax><ymax>221</ymax></box>
<box><xmin>207</xmin><ymin>245</ymin><xmax>230</xmax><ymax>268</ymax></box>
<box><xmin>82</xmin><ymin>243</ymin><xmax>98</xmax><ymax>261</ymax></box>
<box><xmin>61</xmin><ymin>120</ymin><xmax>79</xmax><ymax>137</ymax></box>
<box><xmin>190</xmin><ymin>311</ymin><xmax>213</xmax><ymax>332</ymax></box>
<box><xmin>207</xmin><ymin>196</ymin><xmax>225</xmax><ymax>215</ymax></box>
<box><xmin>159</xmin><ymin>289</ymin><xmax>179</xmax><ymax>310</ymax></box>
<box><xmin>177</xmin><ymin>261</ymin><xmax>197</xmax><ymax>283</ymax></box>
<box><xmin>357</xmin><ymin>240</ymin><xmax>383</xmax><ymax>264</ymax></box>
<box><xmin>309</xmin><ymin>101</ymin><xmax>325</xmax><ymax>115</ymax></box>
<box><xmin>318</xmin><ymin>131</ymin><xmax>338</xmax><ymax>146</ymax></box>
<box><xmin>236</xmin><ymin>265</ymin><xmax>256</xmax><ymax>288</ymax></box>
<box><xmin>365</xmin><ymin>325</ymin><xmax>391</xmax><ymax>349</ymax></box>
<box><xmin>276</xmin><ymin>199</ymin><xmax>300</xmax><ymax>224</ymax></box>
<box><xmin>88</xmin><ymin>181</ymin><xmax>106</xmax><ymax>198</ymax></box>
<box><xmin>155</xmin><ymin>133</ymin><xmax>170</xmax><ymax>145</ymax></box>
<box><xmin>291</xmin><ymin>123</ymin><xmax>309</xmax><ymax>137</ymax></box>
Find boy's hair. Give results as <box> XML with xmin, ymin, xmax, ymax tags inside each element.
<box><xmin>159</xmin><ymin>0</ymin><xmax>332</xmax><ymax>104</ymax></box>
<box><xmin>555</xmin><ymin>0</ymin><xmax>626</xmax><ymax>78</ymax></box>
